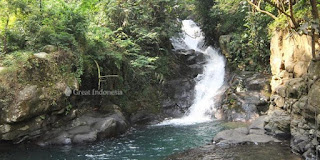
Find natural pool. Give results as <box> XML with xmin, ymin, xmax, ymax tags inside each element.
<box><xmin>0</xmin><ymin>121</ymin><xmax>224</xmax><ymax>160</ymax></box>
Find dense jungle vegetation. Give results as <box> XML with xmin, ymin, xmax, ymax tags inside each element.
<box><xmin>0</xmin><ymin>0</ymin><xmax>319</xmax><ymax>112</ymax></box>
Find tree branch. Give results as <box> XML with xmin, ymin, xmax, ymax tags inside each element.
<box><xmin>264</xmin><ymin>0</ymin><xmax>291</xmax><ymax>18</ymax></box>
<box><xmin>264</xmin><ymin>0</ymin><xmax>298</xmax><ymax>28</ymax></box>
<box><xmin>246</xmin><ymin>0</ymin><xmax>277</xmax><ymax>19</ymax></box>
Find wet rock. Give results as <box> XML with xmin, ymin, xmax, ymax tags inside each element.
<box><xmin>37</xmin><ymin>111</ymin><xmax>128</xmax><ymax>145</ymax></box>
<box><xmin>161</xmin><ymin>50</ymin><xmax>206</xmax><ymax>119</ymax></box>
<box><xmin>130</xmin><ymin>110</ymin><xmax>161</xmax><ymax>125</ymax></box>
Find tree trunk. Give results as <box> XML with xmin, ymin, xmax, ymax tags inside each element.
<box><xmin>40</xmin><ymin>0</ymin><xmax>42</xmax><ymax>12</ymax></box>
<box><xmin>310</xmin><ymin>0</ymin><xmax>320</xmax><ymax>23</ymax></box>
<box><xmin>289</xmin><ymin>0</ymin><xmax>298</xmax><ymax>28</ymax></box>
<box><xmin>3</xmin><ymin>16</ymin><xmax>9</xmax><ymax>54</ymax></box>
<box><xmin>309</xmin><ymin>0</ymin><xmax>320</xmax><ymax>59</ymax></box>
<box><xmin>312</xmin><ymin>28</ymin><xmax>316</xmax><ymax>60</ymax></box>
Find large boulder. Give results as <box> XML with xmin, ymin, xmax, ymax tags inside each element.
<box><xmin>1</xmin><ymin>84</ymin><xmax>68</xmax><ymax>123</ymax></box>
<box><xmin>0</xmin><ymin>51</ymin><xmax>80</xmax><ymax>143</ymax></box>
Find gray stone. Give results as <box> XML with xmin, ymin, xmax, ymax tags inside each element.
<box><xmin>249</xmin><ymin>116</ymin><xmax>267</xmax><ymax>130</ymax></box>
<box><xmin>34</xmin><ymin>52</ymin><xmax>49</xmax><ymax>59</ymax></box>
<box><xmin>249</xmin><ymin>129</ymin><xmax>265</xmax><ymax>135</ymax></box>
<box><xmin>274</xmin><ymin>96</ymin><xmax>285</xmax><ymax>108</ymax></box>
<box><xmin>265</xmin><ymin>109</ymin><xmax>291</xmax><ymax>138</ymax></box>
<box><xmin>276</xmin><ymin>86</ymin><xmax>287</xmax><ymax>97</ymax></box>
<box><xmin>72</xmin><ymin>131</ymin><xmax>97</xmax><ymax>143</ymax></box>
<box><xmin>285</xmin><ymin>78</ymin><xmax>306</xmax><ymax>99</ymax></box>
<box><xmin>308</xmin><ymin>79</ymin><xmax>320</xmax><ymax>114</ymax></box>
<box><xmin>214</xmin><ymin>126</ymin><xmax>280</xmax><ymax>145</ymax></box>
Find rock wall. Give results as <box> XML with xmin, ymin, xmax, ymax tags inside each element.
<box><xmin>267</xmin><ymin>30</ymin><xmax>320</xmax><ymax>159</ymax></box>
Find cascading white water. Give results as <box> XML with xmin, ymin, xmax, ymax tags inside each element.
<box><xmin>159</xmin><ymin>20</ymin><xmax>225</xmax><ymax>126</ymax></box>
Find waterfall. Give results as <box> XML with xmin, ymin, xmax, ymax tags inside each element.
<box><xmin>159</xmin><ymin>20</ymin><xmax>226</xmax><ymax>126</ymax></box>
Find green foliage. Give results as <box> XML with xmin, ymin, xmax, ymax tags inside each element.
<box><xmin>227</xmin><ymin>11</ymin><xmax>272</xmax><ymax>71</ymax></box>
<box><xmin>194</xmin><ymin>0</ymin><xmax>272</xmax><ymax>72</ymax></box>
<box><xmin>0</xmin><ymin>0</ymin><xmax>193</xmax><ymax>114</ymax></box>
<box><xmin>210</xmin><ymin>0</ymin><xmax>248</xmax><ymax>36</ymax></box>
<box><xmin>193</xmin><ymin>0</ymin><xmax>217</xmax><ymax>45</ymax></box>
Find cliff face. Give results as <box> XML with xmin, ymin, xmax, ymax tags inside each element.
<box><xmin>267</xmin><ymin>30</ymin><xmax>320</xmax><ymax>159</ymax></box>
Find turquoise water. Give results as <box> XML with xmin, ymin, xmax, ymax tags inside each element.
<box><xmin>0</xmin><ymin>121</ymin><xmax>224</xmax><ymax>160</ymax></box>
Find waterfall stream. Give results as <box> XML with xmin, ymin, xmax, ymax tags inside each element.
<box><xmin>159</xmin><ymin>20</ymin><xmax>226</xmax><ymax>126</ymax></box>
